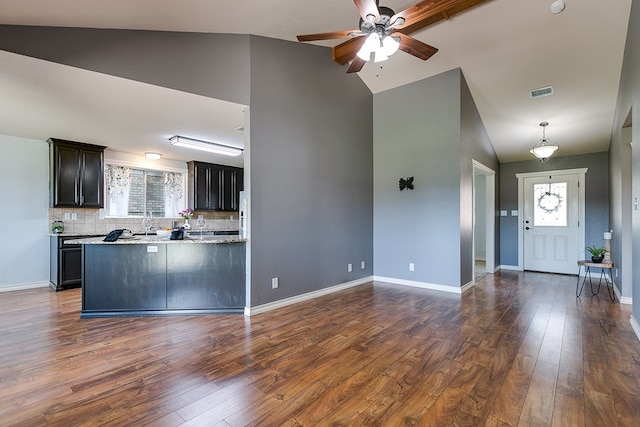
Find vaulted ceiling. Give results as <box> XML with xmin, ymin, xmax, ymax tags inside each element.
<box><xmin>0</xmin><ymin>0</ymin><xmax>632</xmax><ymax>163</ymax></box>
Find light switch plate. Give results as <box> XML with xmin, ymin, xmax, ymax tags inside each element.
<box><xmin>147</xmin><ymin>246</ymin><xmax>158</xmax><ymax>253</ymax></box>
<box><xmin>500</xmin><ymin>210</ymin><xmax>508</xmax><ymax>217</ymax></box>
<box><xmin>511</xmin><ymin>210</ymin><xmax>519</xmax><ymax>216</ymax></box>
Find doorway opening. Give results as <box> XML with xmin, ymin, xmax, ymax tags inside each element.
<box><xmin>472</xmin><ymin>160</ymin><xmax>496</xmax><ymax>282</ymax></box>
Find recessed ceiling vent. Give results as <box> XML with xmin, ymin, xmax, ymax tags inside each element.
<box><xmin>530</xmin><ymin>86</ymin><xmax>554</xmax><ymax>98</ymax></box>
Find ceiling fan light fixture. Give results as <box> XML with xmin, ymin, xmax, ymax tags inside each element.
<box><xmin>373</xmin><ymin>50</ymin><xmax>389</xmax><ymax>63</ymax></box>
<box><xmin>169</xmin><ymin>135</ymin><xmax>243</xmax><ymax>157</ymax></box>
<box><xmin>356</xmin><ymin>32</ymin><xmax>379</xmax><ymax>61</ymax></box>
<box><xmin>382</xmin><ymin>35</ymin><xmax>400</xmax><ymax>56</ymax></box>
<box><xmin>530</xmin><ymin>121</ymin><xmax>559</xmax><ymax>161</ymax></box>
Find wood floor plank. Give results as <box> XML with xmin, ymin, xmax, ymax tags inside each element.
<box><xmin>1</xmin><ymin>271</ymin><xmax>640</xmax><ymax>425</ymax></box>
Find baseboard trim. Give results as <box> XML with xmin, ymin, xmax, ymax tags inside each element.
<box><xmin>245</xmin><ymin>276</ymin><xmax>373</xmax><ymax>316</ymax></box>
<box><xmin>0</xmin><ymin>282</ymin><xmax>49</xmax><ymax>292</ymax></box>
<box><xmin>497</xmin><ymin>265</ymin><xmax>521</xmax><ymax>271</ymax></box>
<box><xmin>462</xmin><ymin>280</ymin><xmax>476</xmax><ymax>293</ymax></box>
<box><xmin>373</xmin><ymin>276</ymin><xmax>463</xmax><ymax>295</ymax></box>
<box><xmin>631</xmin><ymin>316</ymin><xmax>640</xmax><ymax>343</ymax></box>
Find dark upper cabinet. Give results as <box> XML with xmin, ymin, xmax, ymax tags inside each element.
<box><xmin>188</xmin><ymin>161</ymin><xmax>243</xmax><ymax>211</ymax></box>
<box><xmin>49</xmin><ymin>138</ymin><xmax>106</xmax><ymax>208</ymax></box>
<box><xmin>222</xmin><ymin>167</ymin><xmax>243</xmax><ymax>211</ymax></box>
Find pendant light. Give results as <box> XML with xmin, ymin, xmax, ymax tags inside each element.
<box><xmin>530</xmin><ymin>121</ymin><xmax>559</xmax><ymax>161</ymax></box>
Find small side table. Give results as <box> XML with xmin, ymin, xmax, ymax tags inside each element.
<box><xmin>576</xmin><ymin>260</ymin><xmax>615</xmax><ymax>302</ymax></box>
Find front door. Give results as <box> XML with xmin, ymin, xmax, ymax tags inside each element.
<box><xmin>522</xmin><ymin>172</ymin><xmax>581</xmax><ymax>274</ymax></box>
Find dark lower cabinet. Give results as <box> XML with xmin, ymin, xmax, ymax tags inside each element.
<box><xmin>50</xmin><ymin>235</ymin><xmax>92</xmax><ymax>291</ymax></box>
<box><xmin>81</xmin><ymin>242</ymin><xmax>245</xmax><ymax>317</ymax></box>
<box><xmin>82</xmin><ymin>244</ymin><xmax>167</xmax><ymax>311</ymax></box>
<box><xmin>166</xmin><ymin>243</ymin><xmax>245</xmax><ymax>309</ymax></box>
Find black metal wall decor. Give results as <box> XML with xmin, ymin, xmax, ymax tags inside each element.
<box><xmin>399</xmin><ymin>176</ymin><xmax>414</xmax><ymax>191</ymax></box>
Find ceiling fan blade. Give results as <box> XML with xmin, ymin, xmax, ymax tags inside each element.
<box><xmin>393</xmin><ymin>0</ymin><xmax>492</xmax><ymax>34</ymax></box>
<box><xmin>332</xmin><ymin>36</ymin><xmax>366</xmax><ymax>65</ymax></box>
<box><xmin>297</xmin><ymin>30</ymin><xmax>360</xmax><ymax>42</ymax></box>
<box><xmin>347</xmin><ymin>57</ymin><xmax>367</xmax><ymax>73</ymax></box>
<box><xmin>353</xmin><ymin>0</ymin><xmax>380</xmax><ymax>22</ymax></box>
<box><xmin>396</xmin><ymin>33</ymin><xmax>438</xmax><ymax>60</ymax></box>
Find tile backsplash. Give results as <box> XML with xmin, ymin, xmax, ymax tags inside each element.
<box><xmin>49</xmin><ymin>208</ymin><xmax>239</xmax><ymax>235</ymax></box>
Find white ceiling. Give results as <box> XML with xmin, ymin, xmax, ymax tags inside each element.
<box><xmin>0</xmin><ymin>0</ymin><xmax>632</xmax><ymax>163</ymax></box>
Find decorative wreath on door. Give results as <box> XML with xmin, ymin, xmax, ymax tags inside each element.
<box><xmin>537</xmin><ymin>184</ymin><xmax>563</xmax><ymax>213</ymax></box>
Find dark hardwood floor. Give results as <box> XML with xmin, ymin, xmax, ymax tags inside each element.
<box><xmin>1</xmin><ymin>271</ymin><xmax>639</xmax><ymax>426</ymax></box>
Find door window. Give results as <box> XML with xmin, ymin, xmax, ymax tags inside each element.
<box><xmin>533</xmin><ymin>182</ymin><xmax>567</xmax><ymax>227</ymax></box>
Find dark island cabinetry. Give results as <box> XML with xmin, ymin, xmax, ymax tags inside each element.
<box><xmin>81</xmin><ymin>241</ymin><xmax>246</xmax><ymax>317</ymax></box>
<box><xmin>82</xmin><ymin>244</ymin><xmax>168</xmax><ymax>311</ymax></box>
<box><xmin>188</xmin><ymin>161</ymin><xmax>243</xmax><ymax>211</ymax></box>
<box><xmin>49</xmin><ymin>138</ymin><xmax>106</xmax><ymax>208</ymax></box>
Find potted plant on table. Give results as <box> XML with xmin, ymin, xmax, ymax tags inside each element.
<box><xmin>586</xmin><ymin>245</ymin><xmax>606</xmax><ymax>263</ymax></box>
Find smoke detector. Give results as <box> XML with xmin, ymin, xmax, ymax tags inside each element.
<box><xmin>550</xmin><ymin>1</ymin><xmax>566</xmax><ymax>14</ymax></box>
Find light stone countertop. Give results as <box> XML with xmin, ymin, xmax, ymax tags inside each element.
<box><xmin>65</xmin><ymin>234</ymin><xmax>246</xmax><ymax>245</ymax></box>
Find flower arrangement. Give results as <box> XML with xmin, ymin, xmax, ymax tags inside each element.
<box><xmin>179</xmin><ymin>208</ymin><xmax>193</xmax><ymax>220</ymax></box>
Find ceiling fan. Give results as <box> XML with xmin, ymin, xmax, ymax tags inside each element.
<box><xmin>297</xmin><ymin>0</ymin><xmax>490</xmax><ymax>73</ymax></box>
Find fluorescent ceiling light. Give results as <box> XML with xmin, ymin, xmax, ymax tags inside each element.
<box><xmin>169</xmin><ymin>135</ymin><xmax>243</xmax><ymax>157</ymax></box>
<box><xmin>145</xmin><ymin>152</ymin><xmax>162</xmax><ymax>160</ymax></box>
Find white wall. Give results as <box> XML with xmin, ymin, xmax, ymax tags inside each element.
<box><xmin>0</xmin><ymin>135</ymin><xmax>49</xmax><ymax>290</ymax></box>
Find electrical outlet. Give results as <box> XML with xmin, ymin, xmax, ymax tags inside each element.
<box><xmin>64</xmin><ymin>212</ymin><xmax>71</xmax><ymax>220</ymax></box>
<box><xmin>272</xmin><ymin>277</ymin><xmax>279</xmax><ymax>289</ymax></box>
<box><xmin>348</xmin><ymin>263</ymin><xmax>353</xmax><ymax>272</ymax></box>
<box><xmin>409</xmin><ymin>263</ymin><xmax>415</xmax><ymax>271</ymax></box>
<box><xmin>71</xmin><ymin>213</ymin><xmax>78</xmax><ymax>220</ymax></box>
<box><xmin>361</xmin><ymin>261</ymin><xmax>365</xmax><ymax>269</ymax></box>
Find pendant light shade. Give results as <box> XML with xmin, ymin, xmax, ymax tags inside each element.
<box><xmin>530</xmin><ymin>121</ymin><xmax>559</xmax><ymax>161</ymax></box>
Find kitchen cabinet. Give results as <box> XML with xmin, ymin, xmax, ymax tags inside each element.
<box><xmin>50</xmin><ymin>235</ymin><xmax>93</xmax><ymax>291</ymax></box>
<box><xmin>188</xmin><ymin>161</ymin><xmax>243</xmax><ymax>211</ymax></box>
<box><xmin>79</xmin><ymin>239</ymin><xmax>246</xmax><ymax>317</ymax></box>
<box><xmin>49</xmin><ymin>138</ymin><xmax>106</xmax><ymax>208</ymax></box>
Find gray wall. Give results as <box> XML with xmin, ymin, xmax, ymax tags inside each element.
<box><xmin>499</xmin><ymin>153</ymin><xmax>610</xmax><ymax>267</ymax></box>
<box><xmin>459</xmin><ymin>73</ymin><xmax>500</xmax><ymax>282</ymax></box>
<box><xmin>248</xmin><ymin>37</ymin><xmax>373</xmax><ymax>306</ymax></box>
<box><xmin>373</xmin><ymin>68</ymin><xmax>498</xmax><ymax>288</ymax></box>
<box><xmin>0</xmin><ymin>25</ymin><xmax>250</xmax><ymax>105</ymax></box>
<box><xmin>373</xmin><ymin>70</ymin><xmax>460</xmax><ymax>287</ymax></box>
<box><xmin>609</xmin><ymin>0</ymin><xmax>639</xmax><ymax>309</ymax></box>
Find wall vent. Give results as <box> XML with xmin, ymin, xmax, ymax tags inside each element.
<box><xmin>530</xmin><ymin>86</ymin><xmax>554</xmax><ymax>98</ymax></box>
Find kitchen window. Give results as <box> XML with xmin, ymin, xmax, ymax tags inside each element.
<box><xmin>105</xmin><ymin>164</ymin><xmax>185</xmax><ymax>218</ymax></box>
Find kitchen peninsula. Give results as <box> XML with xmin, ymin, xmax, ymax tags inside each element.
<box><xmin>68</xmin><ymin>235</ymin><xmax>246</xmax><ymax>318</ymax></box>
